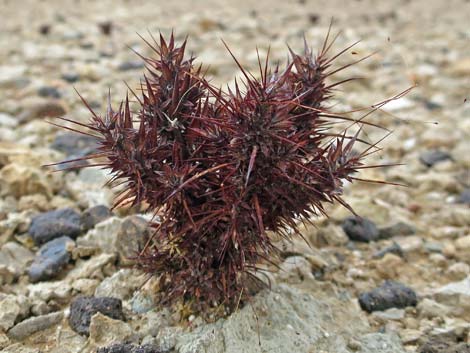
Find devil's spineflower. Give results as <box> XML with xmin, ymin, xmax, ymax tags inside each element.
<box><xmin>50</xmin><ymin>30</ymin><xmax>402</xmax><ymax>312</ymax></box>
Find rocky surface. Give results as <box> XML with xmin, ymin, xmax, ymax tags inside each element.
<box><xmin>0</xmin><ymin>0</ymin><xmax>468</xmax><ymax>352</ymax></box>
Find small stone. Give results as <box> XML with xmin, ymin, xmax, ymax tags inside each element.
<box><xmin>0</xmin><ymin>242</ymin><xmax>34</xmax><ymax>276</ymax></box>
<box><xmin>419</xmin><ymin>150</ymin><xmax>452</xmax><ymax>167</ymax></box>
<box><xmin>372</xmin><ymin>308</ymin><xmax>405</xmax><ymax>321</ymax></box>
<box><xmin>94</xmin><ymin>269</ymin><xmax>143</xmax><ymax>300</ymax></box>
<box><xmin>51</xmin><ymin>132</ymin><xmax>99</xmax><ymax>160</ymax></box>
<box><xmin>81</xmin><ymin>205</ymin><xmax>112</xmax><ymax>231</ymax></box>
<box><xmin>375</xmin><ymin>253</ymin><xmax>404</xmax><ymax>279</ymax></box>
<box><xmin>69</xmin><ymin>296</ymin><xmax>124</xmax><ymax>336</ymax></box>
<box><xmin>98</xmin><ymin>21</ymin><xmax>113</xmax><ymax>35</ymax></box>
<box><xmin>0</xmin><ymin>113</ymin><xmax>18</xmax><ymax>128</ymax></box>
<box><xmin>29</xmin><ymin>208</ymin><xmax>82</xmax><ymax>245</ymax></box>
<box><xmin>399</xmin><ymin>329</ymin><xmax>421</xmax><ymax>344</ymax></box>
<box><xmin>395</xmin><ymin>235</ymin><xmax>424</xmax><ymax>253</ymax></box>
<box><xmin>447</xmin><ymin>262</ymin><xmax>470</xmax><ymax>281</ymax></box>
<box><xmin>61</xmin><ymin>72</ymin><xmax>80</xmax><ymax>83</ymax></box>
<box><xmin>456</xmin><ymin>189</ymin><xmax>470</xmax><ymax>204</ymax></box>
<box><xmin>455</xmin><ymin>235</ymin><xmax>470</xmax><ymax>250</ymax></box>
<box><xmin>378</xmin><ymin>222</ymin><xmax>416</xmax><ymax>239</ymax></box>
<box><xmin>418</xmin><ymin>336</ymin><xmax>470</xmax><ymax>353</ymax></box>
<box><xmin>433</xmin><ymin>276</ymin><xmax>470</xmax><ymax>308</ymax></box>
<box><xmin>0</xmin><ymin>163</ymin><xmax>52</xmax><ymax>199</ymax></box>
<box><xmin>18</xmin><ymin>100</ymin><xmax>66</xmax><ymax>123</ymax></box>
<box><xmin>7</xmin><ymin>311</ymin><xmax>63</xmax><ymax>340</ymax></box>
<box><xmin>358</xmin><ymin>281</ymin><xmax>418</xmax><ymax>313</ymax></box>
<box><xmin>418</xmin><ymin>298</ymin><xmax>451</xmax><ymax>319</ymax></box>
<box><xmin>78</xmin><ymin>217</ymin><xmax>123</xmax><ymax>253</ymax></box>
<box><xmin>67</xmin><ymin>253</ymin><xmax>115</xmax><ymax>281</ymax></box>
<box><xmin>88</xmin><ymin>313</ymin><xmax>134</xmax><ymax>347</ymax></box>
<box><xmin>383</xmin><ymin>97</ymin><xmax>414</xmax><ymax>111</ymax></box>
<box><xmin>429</xmin><ymin>253</ymin><xmax>447</xmax><ymax>266</ymax></box>
<box><xmin>116</xmin><ymin>215</ymin><xmax>150</xmax><ymax>264</ymax></box>
<box><xmin>37</xmin><ymin>86</ymin><xmax>61</xmax><ymax>99</ymax></box>
<box><xmin>96</xmin><ymin>343</ymin><xmax>163</xmax><ymax>353</ymax></box>
<box><xmin>424</xmin><ymin>241</ymin><xmax>444</xmax><ymax>253</ymax></box>
<box><xmin>0</xmin><ymin>295</ymin><xmax>22</xmax><ymax>331</ymax></box>
<box><xmin>0</xmin><ymin>332</ymin><xmax>9</xmax><ymax>349</ymax></box>
<box><xmin>129</xmin><ymin>290</ymin><xmax>156</xmax><ymax>315</ymax></box>
<box><xmin>373</xmin><ymin>242</ymin><xmax>404</xmax><ymax>259</ymax></box>
<box><xmin>38</xmin><ymin>24</ymin><xmax>50</xmax><ymax>35</ymax></box>
<box><xmin>28</xmin><ymin>236</ymin><xmax>74</xmax><ymax>282</ymax></box>
<box><xmin>342</xmin><ymin>217</ymin><xmax>379</xmax><ymax>242</ymax></box>
<box><xmin>117</xmin><ymin>60</ymin><xmax>144</xmax><ymax>71</ymax></box>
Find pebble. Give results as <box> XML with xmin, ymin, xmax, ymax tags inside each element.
<box><xmin>81</xmin><ymin>205</ymin><xmax>113</xmax><ymax>231</ymax></box>
<box><xmin>433</xmin><ymin>276</ymin><xmax>470</xmax><ymax>309</ymax></box>
<box><xmin>37</xmin><ymin>86</ymin><xmax>61</xmax><ymax>99</ymax></box>
<box><xmin>117</xmin><ymin>60</ymin><xmax>144</xmax><ymax>71</ymax></box>
<box><xmin>418</xmin><ymin>336</ymin><xmax>470</xmax><ymax>353</ymax></box>
<box><xmin>371</xmin><ymin>308</ymin><xmax>405</xmax><ymax>321</ymax></box>
<box><xmin>418</xmin><ymin>298</ymin><xmax>452</xmax><ymax>319</ymax></box>
<box><xmin>18</xmin><ymin>100</ymin><xmax>66</xmax><ymax>123</ymax></box>
<box><xmin>61</xmin><ymin>72</ymin><xmax>80</xmax><ymax>83</ymax></box>
<box><xmin>447</xmin><ymin>262</ymin><xmax>470</xmax><ymax>281</ymax></box>
<box><xmin>88</xmin><ymin>312</ymin><xmax>134</xmax><ymax>347</ymax></box>
<box><xmin>375</xmin><ymin>253</ymin><xmax>405</xmax><ymax>279</ymax></box>
<box><xmin>342</xmin><ymin>217</ymin><xmax>380</xmax><ymax>242</ymax></box>
<box><xmin>0</xmin><ymin>113</ymin><xmax>18</xmax><ymax>128</ymax></box>
<box><xmin>0</xmin><ymin>163</ymin><xmax>52</xmax><ymax>199</ymax></box>
<box><xmin>96</xmin><ymin>343</ymin><xmax>163</xmax><ymax>353</ymax></box>
<box><xmin>455</xmin><ymin>235</ymin><xmax>470</xmax><ymax>250</ymax></box>
<box><xmin>29</xmin><ymin>208</ymin><xmax>82</xmax><ymax>245</ymax></box>
<box><xmin>98</xmin><ymin>21</ymin><xmax>113</xmax><ymax>36</ymax></box>
<box><xmin>373</xmin><ymin>242</ymin><xmax>404</xmax><ymax>259</ymax></box>
<box><xmin>7</xmin><ymin>311</ymin><xmax>63</xmax><ymax>340</ymax></box>
<box><xmin>94</xmin><ymin>269</ymin><xmax>143</xmax><ymax>300</ymax></box>
<box><xmin>358</xmin><ymin>280</ymin><xmax>418</xmax><ymax>313</ymax></box>
<box><xmin>378</xmin><ymin>222</ymin><xmax>416</xmax><ymax>239</ymax></box>
<box><xmin>68</xmin><ymin>296</ymin><xmax>124</xmax><ymax>336</ymax></box>
<box><xmin>456</xmin><ymin>189</ymin><xmax>470</xmax><ymax>204</ymax></box>
<box><xmin>419</xmin><ymin>150</ymin><xmax>452</xmax><ymax>167</ymax></box>
<box><xmin>28</xmin><ymin>236</ymin><xmax>74</xmax><ymax>283</ymax></box>
<box><xmin>50</xmin><ymin>132</ymin><xmax>99</xmax><ymax>159</ymax></box>
<box><xmin>0</xmin><ymin>295</ymin><xmax>23</xmax><ymax>331</ymax></box>
<box><xmin>116</xmin><ymin>215</ymin><xmax>150</xmax><ymax>264</ymax></box>
<box><xmin>0</xmin><ymin>242</ymin><xmax>34</xmax><ymax>276</ymax></box>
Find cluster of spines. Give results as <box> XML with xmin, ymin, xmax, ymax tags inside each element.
<box><xmin>51</xmin><ymin>31</ymin><xmax>399</xmax><ymax>311</ymax></box>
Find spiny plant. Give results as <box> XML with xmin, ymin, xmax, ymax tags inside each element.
<box><xmin>51</xmin><ymin>29</ymin><xmax>405</xmax><ymax>312</ymax></box>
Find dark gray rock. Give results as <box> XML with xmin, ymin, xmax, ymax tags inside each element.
<box><xmin>38</xmin><ymin>86</ymin><xmax>61</xmax><ymax>98</ymax></box>
<box><xmin>61</xmin><ymin>72</ymin><xmax>80</xmax><ymax>83</ymax></box>
<box><xmin>51</xmin><ymin>132</ymin><xmax>100</xmax><ymax>159</ymax></box>
<box><xmin>69</xmin><ymin>296</ymin><xmax>124</xmax><ymax>336</ymax></box>
<box><xmin>98</xmin><ymin>21</ymin><xmax>113</xmax><ymax>36</ymax></box>
<box><xmin>419</xmin><ymin>150</ymin><xmax>452</xmax><ymax>167</ymax></box>
<box><xmin>456</xmin><ymin>189</ymin><xmax>470</xmax><ymax>205</ymax></box>
<box><xmin>81</xmin><ymin>205</ymin><xmax>113</xmax><ymax>231</ymax></box>
<box><xmin>359</xmin><ymin>280</ymin><xmax>418</xmax><ymax>313</ymax></box>
<box><xmin>373</xmin><ymin>242</ymin><xmax>404</xmax><ymax>259</ymax></box>
<box><xmin>29</xmin><ymin>208</ymin><xmax>82</xmax><ymax>245</ymax></box>
<box><xmin>97</xmin><ymin>343</ymin><xmax>165</xmax><ymax>353</ymax></box>
<box><xmin>342</xmin><ymin>217</ymin><xmax>380</xmax><ymax>242</ymax></box>
<box><xmin>378</xmin><ymin>222</ymin><xmax>416</xmax><ymax>238</ymax></box>
<box><xmin>28</xmin><ymin>236</ymin><xmax>73</xmax><ymax>282</ymax></box>
<box><xmin>118</xmin><ymin>60</ymin><xmax>144</xmax><ymax>71</ymax></box>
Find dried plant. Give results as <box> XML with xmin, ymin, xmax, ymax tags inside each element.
<box><xmin>50</xmin><ymin>30</ymin><xmax>405</xmax><ymax>312</ymax></box>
